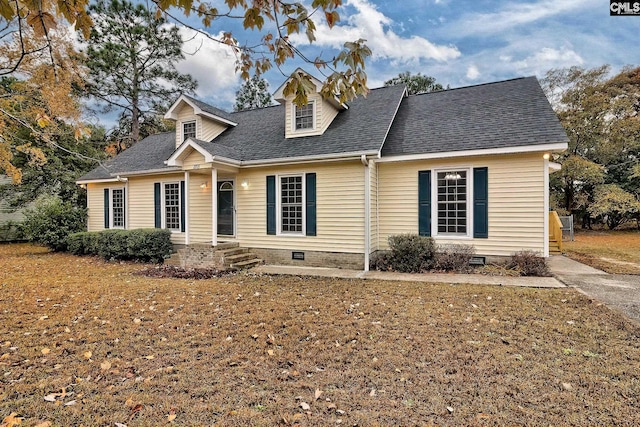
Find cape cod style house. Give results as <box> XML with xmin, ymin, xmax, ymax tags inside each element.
<box><xmin>78</xmin><ymin>70</ymin><xmax>569</xmax><ymax>270</ymax></box>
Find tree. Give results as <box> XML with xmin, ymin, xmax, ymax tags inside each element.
<box><xmin>1</xmin><ymin>0</ymin><xmax>371</xmax><ymax>106</ymax></box>
<box><xmin>384</xmin><ymin>71</ymin><xmax>444</xmax><ymax>95</ymax></box>
<box><xmin>234</xmin><ymin>75</ymin><xmax>273</xmax><ymax>112</ymax></box>
<box><xmin>84</xmin><ymin>0</ymin><xmax>197</xmax><ymax>148</ymax></box>
<box><xmin>542</xmin><ymin>65</ymin><xmax>640</xmax><ymax>227</ymax></box>
<box><xmin>0</xmin><ymin>30</ymin><xmax>88</xmax><ymax>184</ymax></box>
<box><xmin>588</xmin><ymin>184</ymin><xmax>640</xmax><ymax>230</ymax></box>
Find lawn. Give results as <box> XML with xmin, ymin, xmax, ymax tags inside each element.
<box><xmin>1</xmin><ymin>244</ymin><xmax>639</xmax><ymax>426</ymax></box>
<box><xmin>563</xmin><ymin>229</ymin><xmax>640</xmax><ymax>274</ymax></box>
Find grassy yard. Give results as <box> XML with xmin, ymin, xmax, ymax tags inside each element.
<box><xmin>563</xmin><ymin>229</ymin><xmax>640</xmax><ymax>274</ymax></box>
<box><xmin>1</xmin><ymin>244</ymin><xmax>639</xmax><ymax>426</ymax></box>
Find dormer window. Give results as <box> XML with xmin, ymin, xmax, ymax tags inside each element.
<box><xmin>183</xmin><ymin>121</ymin><xmax>196</xmax><ymax>141</ymax></box>
<box><xmin>294</xmin><ymin>102</ymin><xmax>314</xmax><ymax>130</ymax></box>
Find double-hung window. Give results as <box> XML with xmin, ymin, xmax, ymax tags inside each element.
<box><xmin>183</xmin><ymin>121</ymin><xmax>196</xmax><ymax>141</ymax></box>
<box><xmin>280</xmin><ymin>175</ymin><xmax>304</xmax><ymax>233</ymax></box>
<box><xmin>164</xmin><ymin>182</ymin><xmax>181</xmax><ymax>231</ymax></box>
<box><xmin>104</xmin><ymin>187</ymin><xmax>125</xmax><ymax>229</ymax></box>
<box><xmin>294</xmin><ymin>102</ymin><xmax>314</xmax><ymax>130</ymax></box>
<box><xmin>436</xmin><ymin>170</ymin><xmax>468</xmax><ymax>235</ymax></box>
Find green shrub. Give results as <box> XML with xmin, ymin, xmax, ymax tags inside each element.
<box><xmin>387</xmin><ymin>234</ymin><xmax>436</xmax><ymax>273</ymax></box>
<box><xmin>22</xmin><ymin>197</ymin><xmax>86</xmax><ymax>251</ymax></box>
<box><xmin>434</xmin><ymin>244</ymin><xmax>476</xmax><ymax>272</ymax></box>
<box><xmin>0</xmin><ymin>221</ymin><xmax>25</xmax><ymax>242</ymax></box>
<box><xmin>508</xmin><ymin>250</ymin><xmax>551</xmax><ymax>277</ymax></box>
<box><xmin>68</xmin><ymin>229</ymin><xmax>172</xmax><ymax>263</ymax></box>
<box><xmin>370</xmin><ymin>251</ymin><xmax>393</xmax><ymax>271</ymax></box>
<box><xmin>126</xmin><ymin>229</ymin><xmax>173</xmax><ymax>263</ymax></box>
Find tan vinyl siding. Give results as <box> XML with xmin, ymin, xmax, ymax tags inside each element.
<box><xmin>378</xmin><ymin>153</ymin><xmax>546</xmax><ymax>256</ymax></box>
<box><xmin>284</xmin><ymin>93</ymin><xmax>339</xmax><ymax>138</ymax></box>
<box><xmin>87</xmin><ymin>182</ymin><xmax>110</xmax><ymax>232</ymax></box>
<box><xmin>236</xmin><ymin>161</ymin><xmax>365</xmax><ymax>253</ymax></box>
<box><xmin>175</xmin><ymin>104</ymin><xmax>228</xmax><ymax>147</ymax></box>
<box><xmin>182</xmin><ymin>149</ymin><xmax>206</xmax><ymax>170</ymax></box>
<box><xmin>188</xmin><ymin>173</ymin><xmax>212</xmax><ymax>243</ymax></box>
<box><xmin>369</xmin><ymin>160</ymin><xmax>378</xmax><ymax>252</ymax></box>
<box><xmin>198</xmin><ymin>117</ymin><xmax>227</xmax><ymax>141</ymax></box>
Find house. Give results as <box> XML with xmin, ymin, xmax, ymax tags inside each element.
<box><xmin>77</xmin><ymin>70</ymin><xmax>569</xmax><ymax>270</ymax></box>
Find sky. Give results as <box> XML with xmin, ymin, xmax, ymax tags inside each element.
<box><xmin>170</xmin><ymin>0</ymin><xmax>640</xmax><ymax>112</ymax></box>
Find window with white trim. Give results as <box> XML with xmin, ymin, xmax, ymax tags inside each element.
<box><xmin>294</xmin><ymin>102</ymin><xmax>314</xmax><ymax>130</ymax></box>
<box><xmin>183</xmin><ymin>121</ymin><xmax>196</xmax><ymax>141</ymax></box>
<box><xmin>111</xmin><ymin>188</ymin><xmax>125</xmax><ymax>228</ymax></box>
<box><xmin>280</xmin><ymin>175</ymin><xmax>303</xmax><ymax>234</ymax></box>
<box><xmin>436</xmin><ymin>170</ymin><xmax>468</xmax><ymax>235</ymax></box>
<box><xmin>164</xmin><ymin>182</ymin><xmax>181</xmax><ymax>231</ymax></box>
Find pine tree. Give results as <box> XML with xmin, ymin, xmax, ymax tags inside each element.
<box><xmin>234</xmin><ymin>76</ymin><xmax>273</xmax><ymax>112</ymax></box>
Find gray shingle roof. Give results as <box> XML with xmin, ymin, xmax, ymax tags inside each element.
<box><xmin>182</xmin><ymin>95</ymin><xmax>236</xmax><ymax>123</ymax></box>
<box><xmin>78</xmin><ymin>132</ymin><xmax>179</xmax><ymax>181</ymax></box>
<box><xmin>79</xmin><ymin>76</ymin><xmax>567</xmax><ymax>182</ymax></box>
<box><xmin>382</xmin><ymin>76</ymin><xmax>568</xmax><ymax>156</ymax></box>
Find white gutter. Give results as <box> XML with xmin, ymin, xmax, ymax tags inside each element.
<box><xmin>76</xmin><ymin>178</ymin><xmax>121</xmax><ymax>185</ymax></box>
<box><xmin>242</xmin><ymin>150</ymin><xmax>379</xmax><ymax>168</ymax></box>
<box><xmin>376</xmin><ymin>142</ymin><xmax>569</xmax><ymax>163</ymax></box>
<box><xmin>362</xmin><ymin>154</ymin><xmax>370</xmax><ymax>272</ymax></box>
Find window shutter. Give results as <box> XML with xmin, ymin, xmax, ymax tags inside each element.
<box><xmin>154</xmin><ymin>183</ymin><xmax>161</xmax><ymax>228</ymax></box>
<box><xmin>104</xmin><ymin>188</ymin><xmax>110</xmax><ymax>229</ymax></box>
<box><xmin>473</xmin><ymin>167</ymin><xmax>488</xmax><ymax>238</ymax></box>
<box><xmin>305</xmin><ymin>173</ymin><xmax>316</xmax><ymax>236</ymax></box>
<box><xmin>122</xmin><ymin>187</ymin><xmax>126</xmax><ymax>229</ymax></box>
<box><xmin>266</xmin><ymin>175</ymin><xmax>276</xmax><ymax>235</ymax></box>
<box><xmin>180</xmin><ymin>180</ymin><xmax>186</xmax><ymax>233</ymax></box>
<box><xmin>418</xmin><ymin>170</ymin><xmax>431</xmax><ymax>236</ymax></box>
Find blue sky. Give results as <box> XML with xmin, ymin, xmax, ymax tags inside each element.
<box><xmin>172</xmin><ymin>0</ymin><xmax>639</xmax><ymax>111</ymax></box>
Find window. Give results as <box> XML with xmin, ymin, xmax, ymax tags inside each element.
<box><xmin>104</xmin><ymin>187</ymin><xmax>125</xmax><ymax>229</ymax></box>
<box><xmin>183</xmin><ymin>121</ymin><xmax>196</xmax><ymax>141</ymax></box>
<box><xmin>280</xmin><ymin>175</ymin><xmax>303</xmax><ymax>233</ymax></box>
<box><xmin>436</xmin><ymin>170</ymin><xmax>468</xmax><ymax>235</ymax></box>
<box><xmin>111</xmin><ymin>188</ymin><xmax>125</xmax><ymax>228</ymax></box>
<box><xmin>164</xmin><ymin>182</ymin><xmax>181</xmax><ymax>230</ymax></box>
<box><xmin>294</xmin><ymin>102</ymin><xmax>314</xmax><ymax>130</ymax></box>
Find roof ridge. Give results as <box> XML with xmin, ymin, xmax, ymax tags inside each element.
<box><xmin>408</xmin><ymin>76</ymin><xmax>532</xmax><ymax>97</ymax></box>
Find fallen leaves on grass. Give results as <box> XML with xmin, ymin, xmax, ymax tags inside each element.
<box><xmin>1</xmin><ymin>244</ymin><xmax>640</xmax><ymax>426</ymax></box>
<box><xmin>135</xmin><ymin>265</ymin><xmax>233</xmax><ymax>279</ymax></box>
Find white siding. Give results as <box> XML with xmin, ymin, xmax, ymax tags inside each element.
<box><xmin>174</xmin><ymin>103</ymin><xmax>228</xmax><ymax>147</ymax></box>
<box><xmin>236</xmin><ymin>161</ymin><xmax>365</xmax><ymax>253</ymax></box>
<box><xmin>377</xmin><ymin>153</ymin><xmax>546</xmax><ymax>256</ymax></box>
<box><xmin>188</xmin><ymin>172</ymin><xmax>212</xmax><ymax>243</ymax></box>
<box><xmin>369</xmin><ymin>160</ymin><xmax>378</xmax><ymax>253</ymax></box>
<box><xmin>284</xmin><ymin>92</ymin><xmax>340</xmax><ymax>139</ymax></box>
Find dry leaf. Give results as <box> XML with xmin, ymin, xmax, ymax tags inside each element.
<box><xmin>314</xmin><ymin>388</ymin><xmax>323</xmax><ymax>401</ymax></box>
<box><xmin>267</xmin><ymin>349</ymin><xmax>274</xmax><ymax>356</ymax></box>
<box><xmin>83</xmin><ymin>351</ymin><xmax>92</xmax><ymax>360</ymax></box>
<box><xmin>143</xmin><ymin>355</ymin><xmax>154</xmax><ymax>360</ymax></box>
<box><xmin>129</xmin><ymin>404</ymin><xmax>143</xmax><ymax>420</ymax></box>
<box><xmin>167</xmin><ymin>409</ymin><xmax>177</xmax><ymax>422</ymax></box>
<box><xmin>41</xmin><ymin>348</ymin><xmax>50</xmax><ymax>355</ymax></box>
<box><xmin>369</xmin><ymin>388</ymin><xmax>376</xmax><ymax>397</ymax></box>
<box><xmin>292</xmin><ymin>413</ymin><xmax>304</xmax><ymax>421</ymax></box>
<box><xmin>101</xmin><ymin>360</ymin><xmax>112</xmax><ymax>371</ymax></box>
<box><xmin>125</xmin><ymin>397</ymin><xmax>134</xmax><ymax>407</ymax></box>
<box><xmin>44</xmin><ymin>394</ymin><xmax>58</xmax><ymax>402</ymax></box>
<box><xmin>115</xmin><ymin>423</ymin><xmax>128</xmax><ymax>427</ymax></box>
<box><xmin>34</xmin><ymin>422</ymin><xmax>52</xmax><ymax>427</ymax></box>
<box><xmin>300</xmin><ymin>402</ymin><xmax>310</xmax><ymax>411</ymax></box>
<box><xmin>64</xmin><ymin>400</ymin><xmax>76</xmax><ymax>406</ymax></box>
<box><xmin>1</xmin><ymin>412</ymin><xmax>24</xmax><ymax>426</ymax></box>
<box><xmin>133</xmin><ymin>318</ymin><xmax>141</xmax><ymax>324</ymax></box>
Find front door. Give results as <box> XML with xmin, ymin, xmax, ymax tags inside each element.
<box><xmin>217</xmin><ymin>181</ymin><xmax>234</xmax><ymax>236</ymax></box>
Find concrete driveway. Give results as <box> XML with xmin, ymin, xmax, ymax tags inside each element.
<box><xmin>548</xmin><ymin>255</ymin><xmax>640</xmax><ymax>322</ymax></box>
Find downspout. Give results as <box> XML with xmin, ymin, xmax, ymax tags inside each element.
<box><xmin>543</xmin><ymin>154</ymin><xmax>550</xmax><ymax>257</ymax></box>
<box><xmin>361</xmin><ymin>154</ymin><xmax>370</xmax><ymax>271</ymax></box>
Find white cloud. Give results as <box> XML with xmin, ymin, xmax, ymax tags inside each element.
<box><xmin>175</xmin><ymin>27</ymin><xmax>240</xmax><ymax>108</ymax></box>
<box><xmin>510</xmin><ymin>47</ymin><xmax>584</xmax><ymax>75</ymax></box>
<box><xmin>450</xmin><ymin>0</ymin><xmax>600</xmax><ymax>36</ymax></box>
<box><xmin>290</xmin><ymin>0</ymin><xmax>460</xmax><ymax>63</ymax></box>
<box><xmin>466</xmin><ymin>64</ymin><xmax>480</xmax><ymax>80</ymax></box>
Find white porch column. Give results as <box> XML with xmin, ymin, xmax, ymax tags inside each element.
<box><xmin>211</xmin><ymin>168</ymin><xmax>218</xmax><ymax>246</ymax></box>
<box><xmin>184</xmin><ymin>171</ymin><xmax>190</xmax><ymax>245</ymax></box>
<box><xmin>362</xmin><ymin>156</ymin><xmax>371</xmax><ymax>272</ymax></box>
<box><xmin>543</xmin><ymin>156</ymin><xmax>550</xmax><ymax>257</ymax></box>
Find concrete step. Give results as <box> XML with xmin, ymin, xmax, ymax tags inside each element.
<box><xmin>218</xmin><ymin>247</ymin><xmax>248</xmax><ymax>257</ymax></box>
<box><xmin>230</xmin><ymin>258</ymin><xmax>263</xmax><ymax>269</ymax></box>
<box><xmin>225</xmin><ymin>252</ymin><xmax>256</xmax><ymax>264</ymax></box>
<box><xmin>215</xmin><ymin>242</ymin><xmax>240</xmax><ymax>250</ymax></box>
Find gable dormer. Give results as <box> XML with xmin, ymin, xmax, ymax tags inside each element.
<box><xmin>164</xmin><ymin>95</ymin><xmax>237</xmax><ymax>148</ymax></box>
<box><xmin>273</xmin><ymin>69</ymin><xmax>348</xmax><ymax>139</ymax></box>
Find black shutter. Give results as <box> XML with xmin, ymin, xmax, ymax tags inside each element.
<box><xmin>180</xmin><ymin>180</ymin><xmax>186</xmax><ymax>233</ymax></box>
<box><xmin>266</xmin><ymin>175</ymin><xmax>276</xmax><ymax>235</ymax></box>
<box><xmin>305</xmin><ymin>173</ymin><xmax>316</xmax><ymax>236</ymax></box>
<box><xmin>104</xmin><ymin>188</ymin><xmax>110</xmax><ymax>229</ymax></box>
<box><xmin>418</xmin><ymin>170</ymin><xmax>431</xmax><ymax>236</ymax></box>
<box><xmin>473</xmin><ymin>167</ymin><xmax>488</xmax><ymax>238</ymax></box>
<box><xmin>154</xmin><ymin>183</ymin><xmax>161</xmax><ymax>228</ymax></box>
